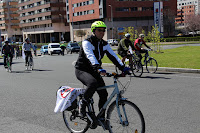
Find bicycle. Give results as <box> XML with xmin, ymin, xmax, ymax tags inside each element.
<box><xmin>125</xmin><ymin>53</ymin><xmax>143</xmax><ymax>77</ymax></box>
<box><xmin>62</xmin><ymin>72</ymin><xmax>145</xmax><ymax>133</ymax></box>
<box><xmin>138</xmin><ymin>49</ymin><xmax>158</xmax><ymax>73</ymax></box>
<box><xmin>5</xmin><ymin>54</ymin><xmax>12</xmax><ymax>73</ymax></box>
<box><xmin>26</xmin><ymin>54</ymin><xmax>34</xmax><ymax>71</ymax></box>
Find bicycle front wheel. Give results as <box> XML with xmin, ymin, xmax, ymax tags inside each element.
<box><xmin>30</xmin><ymin>58</ymin><xmax>34</xmax><ymax>70</ymax></box>
<box><xmin>131</xmin><ymin>61</ymin><xmax>143</xmax><ymax>77</ymax></box>
<box><xmin>107</xmin><ymin>100</ymin><xmax>145</xmax><ymax>133</ymax></box>
<box><xmin>146</xmin><ymin>58</ymin><xmax>158</xmax><ymax>73</ymax></box>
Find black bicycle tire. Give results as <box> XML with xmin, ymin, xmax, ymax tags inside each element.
<box><xmin>62</xmin><ymin>98</ymin><xmax>90</xmax><ymax>133</ymax></box>
<box><xmin>107</xmin><ymin>100</ymin><xmax>145</xmax><ymax>133</ymax></box>
<box><xmin>131</xmin><ymin>61</ymin><xmax>143</xmax><ymax>77</ymax></box>
<box><xmin>146</xmin><ymin>58</ymin><xmax>158</xmax><ymax>73</ymax></box>
<box><xmin>30</xmin><ymin>57</ymin><xmax>34</xmax><ymax>70</ymax></box>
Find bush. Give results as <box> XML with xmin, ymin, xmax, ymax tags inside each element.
<box><xmin>164</xmin><ymin>36</ymin><xmax>200</xmax><ymax>42</ymax></box>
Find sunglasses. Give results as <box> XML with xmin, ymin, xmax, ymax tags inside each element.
<box><xmin>96</xmin><ymin>29</ymin><xmax>106</xmax><ymax>32</ymax></box>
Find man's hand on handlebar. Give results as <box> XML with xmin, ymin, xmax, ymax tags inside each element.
<box><xmin>98</xmin><ymin>69</ymin><xmax>107</xmax><ymax>76</ymax></box>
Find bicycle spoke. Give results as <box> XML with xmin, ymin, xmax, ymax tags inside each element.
<box><xmin>107</xmin><ymin>100</ymin><xmax>145</xmax><ymax>133</ymax></box>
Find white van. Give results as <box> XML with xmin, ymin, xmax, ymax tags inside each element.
<box><xmin>107</xmin><ymin>39</ymin><xmax>118</xmax><ymax>46</ymax></box>
<box><xmin>48</xmin><ymin>43</ymin><xmax>61</xmax><ymax>55</ymax></box>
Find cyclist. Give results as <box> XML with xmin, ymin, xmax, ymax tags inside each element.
<box><xmin>2</xmin><ymin>40</ymin><xmax>13</xmax><ymax>68</ymax></box>
<box><xmin>134</xmin><ymin>34</ymin><xmax>152</xmax><ymax>62</ymax></box>
<box><xmin>60</xmin><ymin>44</ymin><xmax>66</xmax><ymax>56</ymax></box>
<box><xmin>22</xmin><ymin>38</ymin><xmax>36</xmax><ymax>66</ymax></box>
<box><xmin>117</xmin><ymin>33</ymin><xmax>135</xmax><ymax>65</ymax></box>
<box><xmin>75</xmin><ymin>21</ymin><xmax>129</xmax><ymax>125</ymax></box>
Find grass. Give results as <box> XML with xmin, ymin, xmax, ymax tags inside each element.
<box><xmin>102</xmin><ymin>46</ymin><xmax>200</xmax><ymax>69</ymax></box>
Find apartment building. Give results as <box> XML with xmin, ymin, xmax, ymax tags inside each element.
<box><xmin>0</xmin><ymin>0</ymin><xmax>21</xmax><ymax>42</ymax></box>
<box><xmin>18</xmin><ymin>0</ymin><xmax>70</xmax><ymax>43</ymax></box>
<box><xmin>66</xmin><ymin>0</ymin><xmax>177</xmax><ymax>41</ymax></box>
<box><xmin>175</xmin><ymin>5</ymin><xmax>195</xmax><ymax>26</ymax></box>
<box><xmin>177</xmin><ymin>0</ymin><xmax>200</xmax><ymax>15</ymax></box>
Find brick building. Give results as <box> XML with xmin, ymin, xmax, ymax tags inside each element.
<box><xmin>66</xmin><ymin>0</ymin><xmax>177</xmax><ymax>41</ymax></box>
<box><xmin>175</xmin><ymin>5</ymin><xmax>195</xmax><ymax>26</ymax></box>
<box><xmin>0</xmin><ymin>0</ymin><xmax>21</xmax><ymax>42</ymax></box>
<box><xmin>18</xmin><ymin>0</ymin><xmax>70</xmax><ymax>43</ymax></box>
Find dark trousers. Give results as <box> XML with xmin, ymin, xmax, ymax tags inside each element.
<box><xmin>4</xmin><ymin>54</ymin><xmax>13</xmax><ymax>67</ymax></box>
<box><xmin>75</xmin><ymin>69</ymin><xmax>108</xmax><ymax>117</ymax></box>
<box><xmin>136</xmin><ymin>49</ymin><xmax>148</xmax><ymax>61</ymax></box>
<box><xmin>24</xmin><ymin>51</ymin><xmax>32</xmax><ymax>64</ymax></box>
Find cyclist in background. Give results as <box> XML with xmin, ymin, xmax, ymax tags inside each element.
<box><xmin>75</xmin><ymin>21</ymin><xmax>129</xmax><ymax>124</ymax></box>
<box><xmin>117</xmin><ymin>33</ymin><xmax>135</xmax><ymax>65</ymax></box>
<box><xmin>134</xmin><ymin>34</ymin><xmax>152</xmax><ymax>62</ymax></box>
<box><xmin>2</xmin><ymin>40</ymin><xmax>13</xmax><ymax>68</ymax></box>
<box><xmin>22</xmin><ymin>38</ymin><xmax>36</xmax><ymax>66</ymax></box>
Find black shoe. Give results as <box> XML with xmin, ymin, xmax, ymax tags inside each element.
<box><xmin>79</xmin><ymin>99</ymin><xmax>87</xmax><ymax>117</ymax></box>
<box><xmin>4</xmin><ymin>66</ymin><xmax>8</xmax><ymax>68</ymax></box>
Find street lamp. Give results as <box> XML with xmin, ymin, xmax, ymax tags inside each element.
<box><xmin>71</xmin><ymin>0</ymin><xmax>74</xmax><ymax>42</ymax></box>
<box><xmin>109</xmin><ymin>5</ymin><xmax>113</xmax><ymax>39</ymax></box>
<box><xmin>59</xmin><ymin>14</ymin><xmax>64</xmax><ymax>41</ymax></box>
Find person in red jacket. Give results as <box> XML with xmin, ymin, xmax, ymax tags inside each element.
<box><xmin>134</xmin><ymin>34</ymin><xmax>152</xmax><ymax>61</ymax></box>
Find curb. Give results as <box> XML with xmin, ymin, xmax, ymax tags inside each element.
<box><xmin>102</xmin><ymin>63</ymin><xmax>200</xmax><ymax>74</ymax></box>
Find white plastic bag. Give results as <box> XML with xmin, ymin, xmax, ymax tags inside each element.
<box><xmin>54</xmin><ymin>86</ymin><xmax>85</xmax><ymax>113</ymax></box>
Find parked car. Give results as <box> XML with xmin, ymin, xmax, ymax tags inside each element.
<box><xmin>48</xmin><ymin>43</ymin><xmax>61</xmax><ymax>55</ymax></box>
<box><xmin>66</xmin><ymin>42</ymin><xmax>80</xmax><ymax>54</ymax></box>
<box><xmin>60</xmin><ymin>41</ymin><xmax>67</xmax><ymax>44</ymax></box>
<box><xmin>40</xmin><ymin>45</ymin><xmax>48</xmax><ymax>55</ymax></box>
<box><xmin>107</xmin><ymin>39</ymin><xmax>118</xmax><ymax>46</ymax></box>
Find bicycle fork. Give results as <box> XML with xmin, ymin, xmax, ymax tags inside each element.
<box><xmin>116</xmin><ymin>98</ymin><xmax>129</xmax><ymax>126</ymax></box>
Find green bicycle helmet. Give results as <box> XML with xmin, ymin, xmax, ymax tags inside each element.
<box><xmin>91</xmin><ymin>21</ymin><xmax>107</xmax><ymax>32</ymax></box>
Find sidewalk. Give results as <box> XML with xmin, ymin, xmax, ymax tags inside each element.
<box><xmin>102</xmin><ymin>63</ymin><xmax>200</xmax><ymax>74</ymax></box>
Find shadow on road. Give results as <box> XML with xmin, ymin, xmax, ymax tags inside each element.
<box><xmin>32</xmin><ymin>69</ymin><xmax>53</xmax><ymax>72</ymax></box>
<box><xmin>141</xmin><ymin>76</ymin><xmax>171</xmax><ymax>79</ymax></box>
<box><xmin>11</xmin><ymin>71</ymin><xmax>31</xmax><ymax>73</ymax></box>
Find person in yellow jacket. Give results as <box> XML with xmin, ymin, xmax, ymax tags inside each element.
<box><xmin>117</xmin><ymin>33</ymin><xmax>135</xmax><ymax>64</ymax></box>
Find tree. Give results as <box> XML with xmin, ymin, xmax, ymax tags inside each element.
<box><xmin>149</xmin><ymin>25</ymin><xmax>164</xmax><ymax>53</ymax></box>
<box><xmin>163</xmin><ymin>7</ymin><xmax>176</xmax><ymax>37</ymax></box>
<box><xmin>184</xmin><ymin>15</ymin><xmax>200</xmax><ymax>36</ymax></box>
<box><xmin>75</xmin><ymin>30</ymin><xmax>86</xmax><ymax>41</ymax></box>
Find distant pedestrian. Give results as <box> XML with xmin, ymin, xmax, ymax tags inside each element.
<box><xmin>60</xmin><ymin>44</ymin><xmax>66</xmax><ymax>56</ymax></box>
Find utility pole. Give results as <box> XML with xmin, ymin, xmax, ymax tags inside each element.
<box><xmin>109</xmin><ymin>5</ymin><xmax>113</xmax><ymax>39</ymax></box>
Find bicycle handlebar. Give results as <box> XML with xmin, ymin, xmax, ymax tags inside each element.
<box><xmin>105</xmin><ymin>72</ymin><xmax>130</xmax><ymax>78</ymax></box>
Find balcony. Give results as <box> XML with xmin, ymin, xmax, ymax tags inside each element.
<box><xmin>19</xmin><ymin>19</ymin><xmax>52</xmax><ymax>27</ymax></box>
<box><xmin>0</xmin><ymin>26</ymin><xmax>6</xmax><ymax>30</ymax></box>
<box><xmin>9</xmin><ymin>2</ymin><xmax>18</xmax><ymax>6</ymax></box>
<box><xmin>50</xmin><ymin>3</ymin><xmax>66</xmax><ymax>7</ymax></box>
<box><xmin>10</xmin><ymin>7</ymin><xmax>18</xmax><ymax>12</ymax></box>
<box><xmin>11</xmin><ymin>25</ymin><xmax>20</xmax><ymax>29</ymax></box>
<box><xmin>11</xmin><ymin>19</ymin><xmax>20</xmax><ymax>23</ymax></box>
<box><xmin>10</xmin><ymin>13</ymin><xmax>20</xmax><ymax>18</ymax></box>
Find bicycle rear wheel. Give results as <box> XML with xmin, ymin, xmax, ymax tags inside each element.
<box><xmin>63</xmin><ymin>97</ymin><xmax>90</xmax><ymax>133</ymax></box>
<box><xmin>107</xmin><ymin>100</ymin><xmax>145</xmax><ymax>133</ymax></box>
<box><xmin>130</xmin><ymin>61</ymin><xmax>143</xmax><ymax>77</ymax></box>
<box><xmin>146</xmin><ymin>58</ymin><xmax>158</xmax><ymax>73</ymax></box>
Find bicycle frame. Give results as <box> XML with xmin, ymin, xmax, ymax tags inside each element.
<box><xmin>96</xmin><ymin>76</ymin><xmax>126</xmax><ymax>124</ymax></box>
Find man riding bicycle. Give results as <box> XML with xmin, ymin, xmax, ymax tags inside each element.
<box><xmin>22</xmin><ymin>38</ymin><xmax>36</xmax><ymax>66</ymax></box>
<box><xmin>117</xmin><ymin>33</ymin><xmax>135</xmax><ymax>65</ymax></box>
<box><xmin>134</xmin><ymin>34</ymin><xmax>152</xmax><ymax>62</ymax></box>
<box><xmin>75</xmin><ymin>21</ymin><xmax>129</xmax><ymax>126</ymax></box>
<box><xmin>2</xmin><ymin>40</ymin><xmax>13</xmax><ymax>68</ymax></box>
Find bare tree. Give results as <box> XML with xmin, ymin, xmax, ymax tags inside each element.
<box><xmin>184</xmin><ymin>15</ymin><xmax>200</xmax><ymax>36</ymax></box>
<box><xmin>163</xmin><ymin>7</ymin><xmax>176</xmax><ymax>37</ymax></box>
<box><xmin>75</xmin><ymin>30</ymin><xmax>86</xmax><ymax>41</ymax></box>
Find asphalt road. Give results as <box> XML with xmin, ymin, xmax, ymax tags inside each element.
<box><xmin>0</xmin><ymin>54</ymin><xmax>200</xmax><ymax>133</ymax></box>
